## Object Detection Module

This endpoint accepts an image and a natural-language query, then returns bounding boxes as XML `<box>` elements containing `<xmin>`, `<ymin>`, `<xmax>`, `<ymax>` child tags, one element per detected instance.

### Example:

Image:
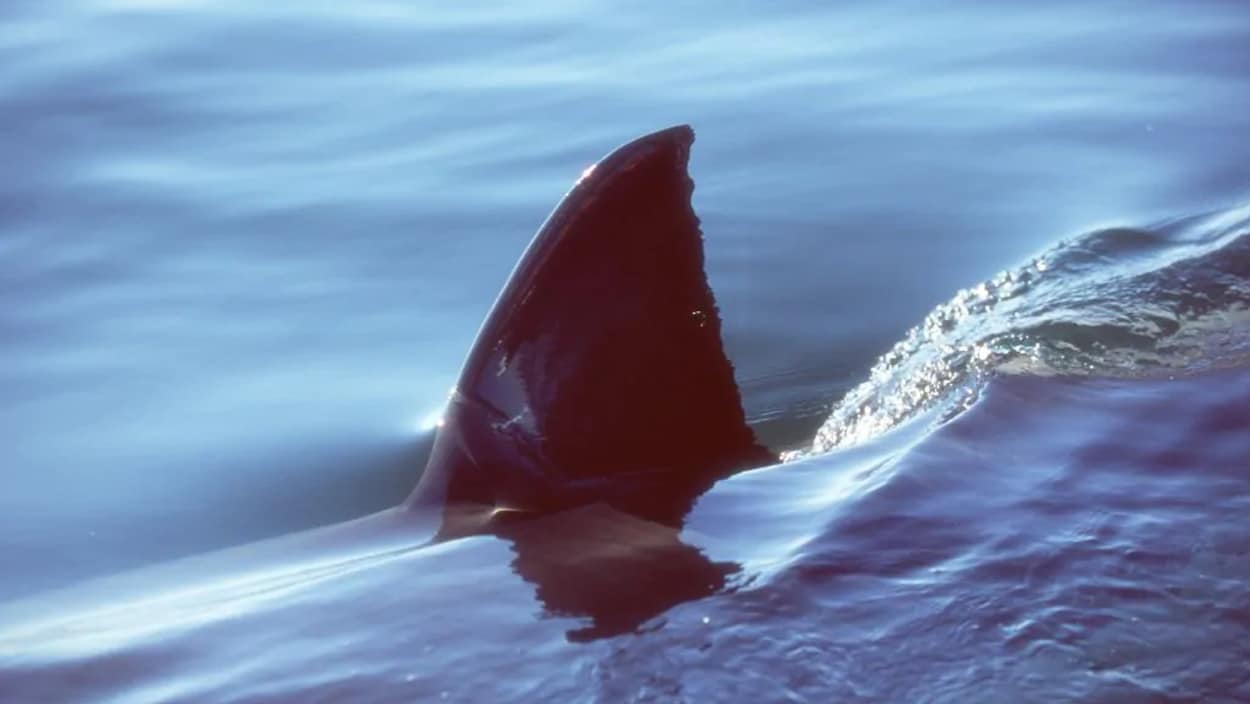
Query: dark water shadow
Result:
<box><xmin>496</xmin><ymin>504</ymin><xmax>739</xmax><ymax>642</ymax></box>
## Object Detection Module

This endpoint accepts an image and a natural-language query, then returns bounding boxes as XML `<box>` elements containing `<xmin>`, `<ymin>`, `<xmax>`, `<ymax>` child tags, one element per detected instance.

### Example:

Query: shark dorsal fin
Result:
<box><xmin>410</xmin><ymin>126</ymin><xmax>773</xmax><ymax>525</ymax></box>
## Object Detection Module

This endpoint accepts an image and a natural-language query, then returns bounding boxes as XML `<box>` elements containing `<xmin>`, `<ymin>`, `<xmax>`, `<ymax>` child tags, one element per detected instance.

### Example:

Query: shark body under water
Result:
<box><xmin>0</xmin><ymin>125</ymin><xmax>793</xmax><ymax>700</ymax></box>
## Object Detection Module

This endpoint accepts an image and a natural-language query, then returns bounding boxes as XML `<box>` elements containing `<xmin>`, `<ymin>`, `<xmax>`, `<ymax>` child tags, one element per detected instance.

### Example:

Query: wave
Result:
<box><xmin>790</xmin><ymin>203</ymin><xmax>1250</xmax><ymax>457</ymax></box>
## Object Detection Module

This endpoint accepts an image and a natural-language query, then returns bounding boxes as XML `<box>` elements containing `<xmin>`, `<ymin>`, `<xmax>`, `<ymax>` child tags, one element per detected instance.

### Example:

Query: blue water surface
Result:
<box><xmin>2</xmin><ymin>1</ymin><xmax>1250</xmax><ymax>701</ymax></box>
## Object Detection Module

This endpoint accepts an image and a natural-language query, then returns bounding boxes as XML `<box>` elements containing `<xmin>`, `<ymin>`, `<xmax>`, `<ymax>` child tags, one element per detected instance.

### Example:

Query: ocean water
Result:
<box><xmin>2</xmin><ymin>1</ymin><xmax>1250</xmax><ymax>701</ymax></box>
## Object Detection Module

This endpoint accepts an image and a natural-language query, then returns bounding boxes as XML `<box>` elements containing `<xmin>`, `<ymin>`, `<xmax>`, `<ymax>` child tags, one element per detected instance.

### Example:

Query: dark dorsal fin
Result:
<box><xmin>409</xmin><ymin>125</ymin><xmax>774</xmax><ymax>526</ymax></box>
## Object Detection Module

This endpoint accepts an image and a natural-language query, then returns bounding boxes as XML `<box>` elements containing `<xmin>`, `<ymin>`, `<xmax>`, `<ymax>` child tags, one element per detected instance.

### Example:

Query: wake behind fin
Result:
<box><xmin>409</xmin><ymin>125</ymin><xmax>774</xmax><ymax>526</ymax></box>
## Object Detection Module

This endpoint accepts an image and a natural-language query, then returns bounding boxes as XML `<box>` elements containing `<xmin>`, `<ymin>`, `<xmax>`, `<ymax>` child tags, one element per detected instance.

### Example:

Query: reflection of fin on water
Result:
<box><xmin>499</xmin><ymin>504</ymin><xmax>739</xmax><ymax>642</ymax></box>
<box><xmin>407</xmin><ymin>125</ymin><xmax>773</xmax><ymax>639</ymax></box>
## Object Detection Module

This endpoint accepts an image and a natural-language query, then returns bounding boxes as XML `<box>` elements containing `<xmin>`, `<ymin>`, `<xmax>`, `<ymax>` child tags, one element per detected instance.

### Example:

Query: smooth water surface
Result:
<box><xmin>2</xmin><ymin>1</ymin><xmax>1250</xmax><ymax>701</ymax></box>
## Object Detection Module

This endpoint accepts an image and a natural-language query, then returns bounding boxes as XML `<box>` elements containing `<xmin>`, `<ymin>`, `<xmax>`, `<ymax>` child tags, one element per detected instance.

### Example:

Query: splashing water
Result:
<box><xmin>792</xmin><ymin>204</ymin><xmax>1250</xmax><ymax>456</ymax></box>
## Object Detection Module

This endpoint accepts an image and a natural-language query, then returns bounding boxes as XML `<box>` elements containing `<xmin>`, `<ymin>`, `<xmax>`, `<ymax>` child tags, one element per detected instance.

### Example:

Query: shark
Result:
<box><xmin>0</xmin><ymin>125</ymin><xmax>784</xmax><ymax>693</ymax></box>
<box><xmin>10</xmin><ymin>126</ymin><xmax>1241</xmax><ymax>702</ymax></box>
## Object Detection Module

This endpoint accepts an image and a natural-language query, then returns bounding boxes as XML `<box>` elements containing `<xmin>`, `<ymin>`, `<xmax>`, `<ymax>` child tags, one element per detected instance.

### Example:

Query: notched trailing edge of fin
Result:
<box><xmin>409</xmin><ymin>125</ymin><xmax>774</xmax><ymax>528</ymax></box>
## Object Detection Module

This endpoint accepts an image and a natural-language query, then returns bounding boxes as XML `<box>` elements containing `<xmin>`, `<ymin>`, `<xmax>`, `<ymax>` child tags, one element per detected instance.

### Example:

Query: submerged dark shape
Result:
<box><xmin>407</xmin><ymin>125</ymin><xmax>773</xmax><ymax>638</ymax></box>
<box><xmin>499</xmin><ymin>503</ymin><xmax>740</xmax><ymax>642</ymax></box>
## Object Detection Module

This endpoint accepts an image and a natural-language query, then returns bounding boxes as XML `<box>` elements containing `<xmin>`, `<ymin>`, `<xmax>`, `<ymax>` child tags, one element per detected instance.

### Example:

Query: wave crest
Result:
<box><xmin>792</xmin><ymin>204</ymin><xmax>1250</xmax><ymax>457</ymax></box>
